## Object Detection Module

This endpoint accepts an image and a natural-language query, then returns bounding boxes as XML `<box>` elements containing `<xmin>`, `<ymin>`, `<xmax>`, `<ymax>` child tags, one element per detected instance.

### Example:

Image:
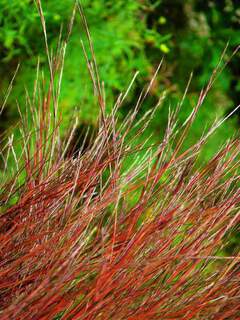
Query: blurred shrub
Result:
<box><xmin>0</xmin><ymin>0</ymin><xmax>239</xmax><ymax>161</ymax></box>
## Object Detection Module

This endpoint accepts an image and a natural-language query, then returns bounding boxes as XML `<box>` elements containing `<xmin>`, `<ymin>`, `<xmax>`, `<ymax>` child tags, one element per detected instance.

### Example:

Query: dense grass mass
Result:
<box><xmin>0</xmin><ymin>2</ymin><xmax>240</xmax><ymax>319</ymax></box>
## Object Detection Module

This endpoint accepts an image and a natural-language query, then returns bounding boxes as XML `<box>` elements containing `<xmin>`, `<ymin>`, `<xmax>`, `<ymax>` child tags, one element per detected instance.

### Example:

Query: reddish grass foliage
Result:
<box><xmin>0</xmin><ymin>2</ymin><xmax>240</xmax><ymax>319</ymax></box>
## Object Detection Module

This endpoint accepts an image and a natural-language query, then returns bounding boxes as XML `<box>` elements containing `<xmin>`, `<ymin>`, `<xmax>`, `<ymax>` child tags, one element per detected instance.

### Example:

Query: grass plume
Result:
<box><xmin>0</xmin><ymin>2</ymin><xmax>239</xmax><ymax>319</ymax></box>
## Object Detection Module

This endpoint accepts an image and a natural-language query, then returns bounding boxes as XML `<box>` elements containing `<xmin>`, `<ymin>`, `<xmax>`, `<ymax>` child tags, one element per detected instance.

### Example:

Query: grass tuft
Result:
<box><xmin>0</xmin><ymin>2</ymin><xmax>239</xmax><ymax>319</ymax></box>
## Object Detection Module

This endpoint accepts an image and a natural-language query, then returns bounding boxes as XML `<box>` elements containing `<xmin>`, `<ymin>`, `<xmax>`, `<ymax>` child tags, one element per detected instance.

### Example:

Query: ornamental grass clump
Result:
<box><xmin>0</xmin><ymin>2</ymin><xmax>240</xmax><ymax>319</ymax></box>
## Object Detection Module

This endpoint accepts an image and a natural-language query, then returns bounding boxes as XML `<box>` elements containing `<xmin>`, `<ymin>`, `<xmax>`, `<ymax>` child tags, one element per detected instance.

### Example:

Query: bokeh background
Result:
<box><xmin>0</xmin><ymin>0</ymin><xmax>239</xmax><ymax>160</ymax></box>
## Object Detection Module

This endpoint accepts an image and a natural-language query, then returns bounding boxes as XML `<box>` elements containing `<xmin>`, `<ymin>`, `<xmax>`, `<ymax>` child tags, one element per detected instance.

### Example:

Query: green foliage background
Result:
<box><xmin>0</xmin><ymin>0</ymin><xmax>239</xmax><ymax>162</ymax></box>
